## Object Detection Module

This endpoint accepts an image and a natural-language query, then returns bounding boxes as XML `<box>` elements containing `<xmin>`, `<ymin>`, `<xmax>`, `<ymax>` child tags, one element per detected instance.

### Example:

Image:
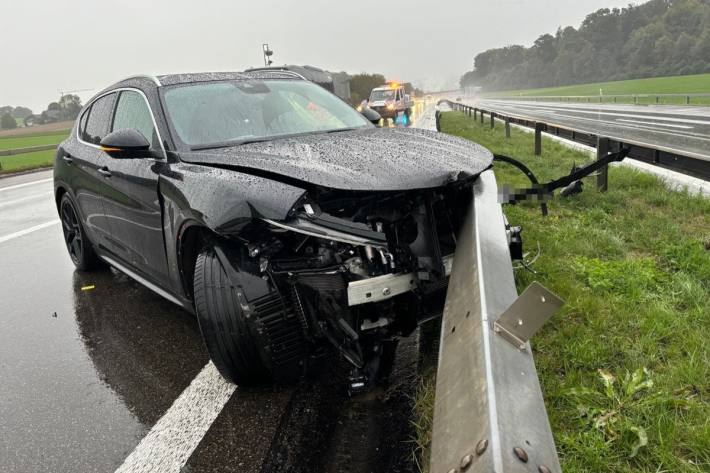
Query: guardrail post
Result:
<box><xmin>505</xmin><ymin>117</ymin><xmax>511</xmax><ymax>138</ymax></box>
<box><xmin>597</xmin><ymin>137</ymin><xmax>610</xmax><ymax>191</ymax></box>
<box><xmin>490</xmin><ymin>112</ymin><xmax>495</xmax><ymax>129</ymax></box>
<box><xmin>534</xmin><ymin>122</ymin><xmax>544</xmax><ymax>156</ymax></box>
<box><xmin>686</xmin><ymin>96</ymin><xmax>690</xmax><ymax>105</ymax></box>
<box><xmin>473</xmin><ymin>108</ymin><xmax>478</xmax><ymax>120</ymax></box>
<box><xmin>480</xmin><ymin>110</ymin><xmax>485</xmax><ymax>124</ymax></box>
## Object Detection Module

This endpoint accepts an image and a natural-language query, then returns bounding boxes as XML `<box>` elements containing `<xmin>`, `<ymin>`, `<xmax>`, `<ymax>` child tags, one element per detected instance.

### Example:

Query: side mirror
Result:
<box><xmin>360</xmin><ymin>107</ymin><xmax>382</xmax><ymax>126</ymax></box>
<box><xmin>100</xmin><ymin>129</ymin><xmax>150</xmax><ymax>153</ymax></box>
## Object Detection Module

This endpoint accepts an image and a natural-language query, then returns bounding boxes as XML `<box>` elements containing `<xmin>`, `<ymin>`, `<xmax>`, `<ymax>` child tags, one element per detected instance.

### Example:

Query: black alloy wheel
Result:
<box><xmin>59</xmin><ymin>194</ymin><xmax>103</xmax><ymax>270</ymax></box>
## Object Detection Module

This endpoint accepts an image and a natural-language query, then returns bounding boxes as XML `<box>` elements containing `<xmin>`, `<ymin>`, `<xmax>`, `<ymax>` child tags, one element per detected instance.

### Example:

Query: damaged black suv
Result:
<box><xmin>53</xmin><ymin>71</ymin><xmax>493</xmax><ymax>387</ymax></box>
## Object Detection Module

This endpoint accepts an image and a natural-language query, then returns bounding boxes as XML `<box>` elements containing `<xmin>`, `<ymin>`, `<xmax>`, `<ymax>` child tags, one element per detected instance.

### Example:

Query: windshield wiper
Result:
<box><xmin>190</xmin><ymin>136</ymin><xmax>275</xmax><ymax>151</ymax></box>
<box><xmin>190</xmin><ymin>127</ymin><xmax>366</xmax><ymax>151</ymax></box>
<box><xmin>325</xmin><ymin>127</ymin><xmax>361</xmax><ymax>134</ymax></box>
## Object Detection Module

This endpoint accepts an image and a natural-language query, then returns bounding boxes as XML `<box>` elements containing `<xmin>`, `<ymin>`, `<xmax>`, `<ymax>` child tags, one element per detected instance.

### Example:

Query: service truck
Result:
<box><xmin>368</xmin><ymin>82</ymin><xmax>414</xmax><ymax>122</ymax></box>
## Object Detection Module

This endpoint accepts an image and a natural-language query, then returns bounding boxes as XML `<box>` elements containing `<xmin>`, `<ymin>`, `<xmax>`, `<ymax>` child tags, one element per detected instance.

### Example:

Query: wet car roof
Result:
<box><xmin>156</xmin><ymin>71</ymin><xmax>302</xmax><ymax>86</ymax></box>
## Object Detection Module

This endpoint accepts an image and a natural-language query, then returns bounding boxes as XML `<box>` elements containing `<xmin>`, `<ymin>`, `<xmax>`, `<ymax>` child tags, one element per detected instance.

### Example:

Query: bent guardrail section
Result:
<box><xmin>430</xmin><ymin>170</ymin><xmax>560</xmax><ymax>473</ymax></box>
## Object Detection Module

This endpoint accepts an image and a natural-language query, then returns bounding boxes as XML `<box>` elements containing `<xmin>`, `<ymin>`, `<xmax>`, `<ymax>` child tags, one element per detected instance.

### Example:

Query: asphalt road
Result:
<box><xmin>474</xmin><ymin>99</ymin><xmax>710</xmax><ymax>160</ymax></box>
<box><xmin>0</xmin><ymin>101</ymin><xmax>436</xmax><ymax>473</ymax></box>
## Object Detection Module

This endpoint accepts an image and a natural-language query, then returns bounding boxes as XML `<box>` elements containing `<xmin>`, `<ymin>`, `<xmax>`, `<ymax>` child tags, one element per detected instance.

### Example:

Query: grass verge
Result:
<box><xmin>413</xmin><ymin>112</ymin><xmax>710</xmax><ymax>472</ymax></box>
<box><xmin>0</xmin><ymin>130</ymin><xmax>68</xmax><ymax>150</ymax></box>
<box><xmin>488</xmin><ymin>73</ymin><xmax>710</xmax><ymax>105</ymax></box>
<box><xmin>0</xmin><ymin>149</ymin><xmax>55</xmax><ymax>174</ymax></box>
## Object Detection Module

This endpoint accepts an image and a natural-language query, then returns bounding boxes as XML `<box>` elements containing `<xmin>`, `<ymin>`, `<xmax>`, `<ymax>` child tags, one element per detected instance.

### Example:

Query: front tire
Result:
<box><xmin>193</xmin><ymin>246</ymin><xmax>270</xmax><ymax>385</ymax></box>
<box><xmin>59</xmin><ymin>193</ymin><xmax>103</xmax><ymax>271</ymax></box>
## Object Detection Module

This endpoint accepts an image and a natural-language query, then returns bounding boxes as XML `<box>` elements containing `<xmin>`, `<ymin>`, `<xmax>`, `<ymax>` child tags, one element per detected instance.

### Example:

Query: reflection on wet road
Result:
<box><xmin>475</xmin><ymin>99</ymin><xmax>710</xmax><ymax>160</ymax></box>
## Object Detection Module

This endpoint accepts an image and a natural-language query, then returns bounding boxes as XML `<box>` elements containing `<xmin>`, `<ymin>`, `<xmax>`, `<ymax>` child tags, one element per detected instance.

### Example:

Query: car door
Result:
<box><xmin>62</xmin><ymin>93</ymin><xmax>117</xmax><ymax>246</ymax></box>
<box><xmin>98</xmin><ymin>89</ymin><xmax>170</xmax><ymax>285</ymax></box>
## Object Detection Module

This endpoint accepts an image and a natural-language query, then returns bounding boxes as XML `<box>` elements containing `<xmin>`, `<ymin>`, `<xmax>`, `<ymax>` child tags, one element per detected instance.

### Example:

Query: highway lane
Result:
<box><xmin>0</xmin><ymin>171</ymin><xmax>296</xmax><ymax>473</ymax></box>
<box><xmin>0</xmin><ymin>102</ymin><xmax>436</xmax><ymax>473</ymax></box>
<box><xmin>474</xmin><ymin>99</ymin><xmax>710</xmax><ymax>161</ymax></box>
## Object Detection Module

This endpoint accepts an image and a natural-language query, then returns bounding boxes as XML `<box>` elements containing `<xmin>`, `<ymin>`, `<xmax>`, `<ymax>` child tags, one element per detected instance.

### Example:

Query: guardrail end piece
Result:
<box><xmin>493</xmin><ymin>282</ymin><xmax>564</xmax><ymax>349</ymax></box>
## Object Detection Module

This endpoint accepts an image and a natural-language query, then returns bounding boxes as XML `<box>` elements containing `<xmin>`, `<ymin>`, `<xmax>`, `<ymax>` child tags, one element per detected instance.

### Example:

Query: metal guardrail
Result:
<box><xmin>489</xmin><ymin>93</ymin><xmax>710</xmax><ymax>105</ymax></box>
<box><xmin>443</xmin><ymin>101</ymin><xmax>710</xmax><ymax>183</ymax></box>
<box><xmin>0</xmin><ymin>144</ymin><xmax>57</xmax><ymax>157</ymax></box>
<box><xmin>430</xmin><ymin>170</ymin><xmax>561</xmax><ymax>473</ymax></box>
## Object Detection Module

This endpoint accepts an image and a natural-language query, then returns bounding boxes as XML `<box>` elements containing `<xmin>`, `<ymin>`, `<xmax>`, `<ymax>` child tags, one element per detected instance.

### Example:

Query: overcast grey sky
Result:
<box><xmin>2</xmin><ymin>0</ymin><xmax>634</xmax><ymax>112</ymax></box>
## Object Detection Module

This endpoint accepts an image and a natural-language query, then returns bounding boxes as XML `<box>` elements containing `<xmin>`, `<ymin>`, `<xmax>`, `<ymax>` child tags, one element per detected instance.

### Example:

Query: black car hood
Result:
<box><xmin>179</xmin><ymin>127</ymin><xmax>493</xmax><ymax>191</ymax></box>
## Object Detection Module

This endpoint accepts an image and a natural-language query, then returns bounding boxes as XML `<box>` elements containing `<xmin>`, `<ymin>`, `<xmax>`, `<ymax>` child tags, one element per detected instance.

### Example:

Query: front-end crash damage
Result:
<box><xmin>214</xmin><ymin>179</ymin><xmax>474</xmax><ymax>389</ymax></box>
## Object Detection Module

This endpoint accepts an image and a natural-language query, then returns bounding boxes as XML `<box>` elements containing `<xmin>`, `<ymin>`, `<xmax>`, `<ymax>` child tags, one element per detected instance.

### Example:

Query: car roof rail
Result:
<box><xmin>244</xmin><ymin>67</ymin><xmax>307</xmax><ymax>81</ymax></box>
<box><xmin>117</xmin><ymin>74</ymin><xmax>162</xmax><ymax>87</ymax></box>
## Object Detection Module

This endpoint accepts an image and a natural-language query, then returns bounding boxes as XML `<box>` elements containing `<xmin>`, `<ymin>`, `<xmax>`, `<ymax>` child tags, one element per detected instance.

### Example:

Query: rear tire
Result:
<box><xmin>59</xmin><ymin>193</ymin><xmax>103</xmax><ymax>271</ymax></box>
<box><xmin>193</xmin><ymin>246</ymin><xmax>270</xmax><ymax>385</ymax></box>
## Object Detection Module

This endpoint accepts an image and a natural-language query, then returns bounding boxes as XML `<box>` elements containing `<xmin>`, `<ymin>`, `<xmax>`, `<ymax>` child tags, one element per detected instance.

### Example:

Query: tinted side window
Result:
<box><xmin>112</xmin><ymin>91</ymin><xmax>157</xmax><ymax>149</ymax></box>
<box><xmin>77</xmin><ymin>107</ymin><xmax>90</xmax><ymax>140</ymax></box>
<box><xmin>83</xmin><ymin>93</ymin><xmax>116</xmax><ymax>145</ymax></box>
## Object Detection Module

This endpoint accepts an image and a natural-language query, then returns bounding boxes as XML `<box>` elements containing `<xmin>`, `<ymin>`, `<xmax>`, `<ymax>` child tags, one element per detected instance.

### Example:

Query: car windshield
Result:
<box><xmin>369</xmin><ymin>89</ymin><xmax>395</xmax><ymax>101</ymax></box>
<box><xmin>162</xmin><ymin>79</ymin><xmax>371</xmax><ymax>150</ymax></box>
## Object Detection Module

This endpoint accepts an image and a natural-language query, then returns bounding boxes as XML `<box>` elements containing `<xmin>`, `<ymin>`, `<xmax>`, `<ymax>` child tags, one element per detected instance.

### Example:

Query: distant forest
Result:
<box><xmin>461</xmin><ymin>0</ymin><xmax>710</xmax><ymax>91</ymax></box>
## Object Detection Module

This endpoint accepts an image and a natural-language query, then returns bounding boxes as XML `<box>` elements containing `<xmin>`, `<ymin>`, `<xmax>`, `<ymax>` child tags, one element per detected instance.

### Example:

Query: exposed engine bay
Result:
<box><xmin>217</xmin><ymin>180</ymin><xmax>474</xmax><ymax>391</ymax></box>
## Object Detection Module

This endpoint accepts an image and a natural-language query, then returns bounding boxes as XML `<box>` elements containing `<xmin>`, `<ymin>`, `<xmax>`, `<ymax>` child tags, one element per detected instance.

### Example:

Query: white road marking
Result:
<box><xmin>486</xmin><ymin>100</ymin><xmax>710</xmax><ymax>126</ymax></box>
<box><xmin>0</xmin><ymin>219</ymin><xmax>60</xmax><ymax>244</ymax></box>
<box><xmin>0</xmin><ymin>191</ymin><xmax>53</xmax><ymax>209</ymax></box>
<box><xmin>114</xmin><ymin>362</ymin><xmax>236</xmax><ymax>473</ymax></box>
<box><xmin>615</xmin><ymin>118</ymin><xmax>693</xmax><ymax>129</ymax></box>
<box><xmin>0</xmin><ymin>177</ymin><xmax>53</xmax><ymax>192</ymax></box>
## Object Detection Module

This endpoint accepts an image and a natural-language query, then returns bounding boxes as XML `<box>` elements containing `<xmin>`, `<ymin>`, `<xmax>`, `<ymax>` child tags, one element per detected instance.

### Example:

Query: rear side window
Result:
<box><xmin>77</xmin><ymin>108</ymin><xmax>90</xmax><ymax>139</ymax></box>
<box><xmin>112</xmin><ymin>90</ymin><xmax>157</xmax><ymax>149</ymax></box>
<box><xmin>83</xmin><ymin>93</ymin><xmax>116</xmax><ymax>145</ymax></box>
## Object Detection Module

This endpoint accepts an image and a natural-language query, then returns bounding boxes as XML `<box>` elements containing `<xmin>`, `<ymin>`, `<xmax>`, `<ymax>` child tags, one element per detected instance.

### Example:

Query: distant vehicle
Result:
<box><xmin>53</xmin><ymin>70</ymin><xmax>493</xmax><ymax>390</ymax></box>
<box><xmin>368</xmin><ymin>82</ymin><xmax>414</xmax><ymax>122</ymax></box>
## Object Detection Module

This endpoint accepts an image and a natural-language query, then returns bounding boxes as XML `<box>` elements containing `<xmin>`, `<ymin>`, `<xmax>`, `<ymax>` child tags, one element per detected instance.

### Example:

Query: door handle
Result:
<box><xmin>98</xmin><ymin>167</ymin><xmax>112</xmax><ymax>178</ymax></box>
<box><xmin>62</xmin><ymin>155</ymin><xmax>73</xmax><ymax>164</ymax></box>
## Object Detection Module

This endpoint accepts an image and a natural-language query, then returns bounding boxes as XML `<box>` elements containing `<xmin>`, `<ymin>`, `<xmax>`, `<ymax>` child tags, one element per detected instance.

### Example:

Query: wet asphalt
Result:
<box><xmin>0</xmin><ymin>102</ymin><xmax>437</xmax><ymax>473</ymax></box>
<box><xmin>475</xmin><ymin>99</ymin><xmax>710</xmax><ymax>160</ymax></box>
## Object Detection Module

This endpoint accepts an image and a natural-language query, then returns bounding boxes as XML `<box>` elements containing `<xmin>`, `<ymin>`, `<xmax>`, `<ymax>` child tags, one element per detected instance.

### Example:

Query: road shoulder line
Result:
<box><xmin>114</xmin><ymin>362</ymin><xmax>236</xmax><ymax>473</ymax></box>
<box><xmin>0</xmin><ymin>177</ymin><xmax>53</xmax><ymax>192</ymax></box>
<box><xmin>0</xmin><ymin>220</ymin><xmax>60</xmax><ymax>244</ymax></box>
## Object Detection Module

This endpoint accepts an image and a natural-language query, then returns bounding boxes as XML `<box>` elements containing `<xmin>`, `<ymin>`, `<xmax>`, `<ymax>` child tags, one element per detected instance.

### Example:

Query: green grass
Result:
<box><xmin>414</xmin><ymin>112</ymin><xmax>710</xmax><ymax>472</ymax></box>
<box><xmin>0</xmin><ymin>130</ymin><xmax>69</xmax><ymax>151</ymax></box>
<box><xmin>0</xmin><ymin>149</ymin><xmax>55</xmax><ymax>174</ymax></box>
<box><xmin>489</xmin><ymin>73</ymin><xmax>710</xmax><ymax>105</ymax></box>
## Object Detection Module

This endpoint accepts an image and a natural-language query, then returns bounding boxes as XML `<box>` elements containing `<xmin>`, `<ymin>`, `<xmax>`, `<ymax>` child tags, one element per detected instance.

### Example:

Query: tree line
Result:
<box><xmin>461</xmin><ymin>0</ymin><xmax>710</xmax><ymax>91</ymax></box>
<box><xmin>1</xmin><ymin>94</ymin><xmax>83</xmax><ymax>130</ymax></box>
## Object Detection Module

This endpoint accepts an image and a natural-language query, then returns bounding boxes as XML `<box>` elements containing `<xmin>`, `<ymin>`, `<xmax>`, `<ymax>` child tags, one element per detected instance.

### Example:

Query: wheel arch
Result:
<box><xmin>55</xmin><ymin>185</ymin><xmax>67</xmax><ymax>211</ymax></box>
<box><xmin>176</xmin><ymin>221</ymin><xmax>214</xmax><ymax>300</ymax></box>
